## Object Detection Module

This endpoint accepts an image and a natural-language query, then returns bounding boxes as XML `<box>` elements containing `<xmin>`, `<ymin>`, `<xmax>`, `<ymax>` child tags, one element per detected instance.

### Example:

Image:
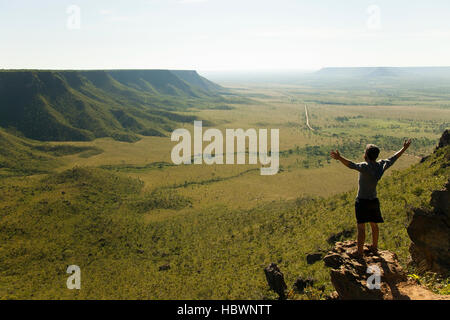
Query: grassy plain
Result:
<box><xmin>48</xmin><ymin>83</ymin><xmax>447</xmax><ymax>210</ymax></box>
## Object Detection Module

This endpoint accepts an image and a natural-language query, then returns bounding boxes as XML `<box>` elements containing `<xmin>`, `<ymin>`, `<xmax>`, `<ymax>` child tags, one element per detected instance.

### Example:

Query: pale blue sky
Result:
<box><xmin>1</xmin><ymin>0</ymin><xmax>449</xmax><ymax>71</ymax></box>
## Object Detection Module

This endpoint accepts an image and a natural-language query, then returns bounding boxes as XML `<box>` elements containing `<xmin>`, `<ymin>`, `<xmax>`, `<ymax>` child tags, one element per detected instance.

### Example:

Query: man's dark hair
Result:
<box><xmin>365</xmin><ymin>144</ymin><xmax>380</xmax><ymax>161</ymax></box>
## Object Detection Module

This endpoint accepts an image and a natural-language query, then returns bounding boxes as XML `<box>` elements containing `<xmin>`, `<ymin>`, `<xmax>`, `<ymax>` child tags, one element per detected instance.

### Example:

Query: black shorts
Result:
<box><xmin>355</xmin><ymin>198</ymin><xmax>384</xmax><ymax>224</ymax></box>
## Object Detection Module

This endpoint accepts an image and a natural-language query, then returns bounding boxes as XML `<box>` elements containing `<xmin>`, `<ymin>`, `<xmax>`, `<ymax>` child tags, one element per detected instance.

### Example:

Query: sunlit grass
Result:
<box><xmin>0</xmin><ymin>83</ymin><xmax>448</xmax><ymax>299</ymax></box>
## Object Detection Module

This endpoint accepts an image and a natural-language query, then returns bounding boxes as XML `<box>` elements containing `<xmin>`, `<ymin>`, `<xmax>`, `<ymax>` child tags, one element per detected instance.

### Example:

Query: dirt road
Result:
<box><xmin>304</xmin><ymin>104</ymin><xmax>314</xmax><ymax>131</ymax></box>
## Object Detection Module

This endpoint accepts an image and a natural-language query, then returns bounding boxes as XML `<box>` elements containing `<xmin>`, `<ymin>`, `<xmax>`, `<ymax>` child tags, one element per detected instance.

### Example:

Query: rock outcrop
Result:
<box><xmin>306</xmin><ymin>252</ymin><xmax>324</xmax><ymax>265</ymax></box>
<box><xmin>323</xmin><ymin>241</ymin><xmax>449</xmax><ymax>300</ymax></box>
<box><xmin>421</xmin><ymin>129</ymin><xmax>449</xmax><ymax>163</ymax></box>
<box><xmin>158</xmin><ymin>264</ymin><xmax>171</xmax><ymax>271</ymax></box>
<box><xmin>264</xmin><ymin>263</ymin><xmax>287</xmax><ymax>299</ymax></box>
<box><xmin>293</xmin><ymin>276</ymin><xmax>315</xmax><ymax>293</ymax></box>
<box><xmin>437</xmin><ymin>129</ymin><xmax>449</xmax><ymax>149</ymax></box>
<box><xmin>407</xmin><ymin>180</ymin><xmax>450</xmax><ymax>276</ymax></box>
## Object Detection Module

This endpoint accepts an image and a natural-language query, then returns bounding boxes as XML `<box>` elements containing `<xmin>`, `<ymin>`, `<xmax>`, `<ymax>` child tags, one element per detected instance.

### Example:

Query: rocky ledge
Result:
<box><xmin>323</xmin><ymin>241</ymin><xmax>449</xmax><ymax>300</ymax></box>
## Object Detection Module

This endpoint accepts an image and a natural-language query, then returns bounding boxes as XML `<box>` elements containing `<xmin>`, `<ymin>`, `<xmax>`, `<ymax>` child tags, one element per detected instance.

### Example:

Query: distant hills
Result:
<box><xmin>203</xmin><ymin>67</ymin><xmax>450</xmax><ymax>84</ymax></box>
<box><xmin>0</xmin><ymin>70</ymin><xmax>224</xmax><ymax>142</ymax></box>
<box><xmin>315</xmin><ymin>66</ymin><xmax>450</xmax><ymax>79</ymax></box>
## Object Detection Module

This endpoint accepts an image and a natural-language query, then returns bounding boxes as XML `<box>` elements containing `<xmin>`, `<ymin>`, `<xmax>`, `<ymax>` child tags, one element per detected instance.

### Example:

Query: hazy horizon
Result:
<box><xmin>2</xmin><ymin>0</ymin><xmax>450</xmax><ymax>70</ymax></box>
<box><xmin>1</xmin><ymin>66</ymin><xmax>450</xmax><ymax>72</ymax></box>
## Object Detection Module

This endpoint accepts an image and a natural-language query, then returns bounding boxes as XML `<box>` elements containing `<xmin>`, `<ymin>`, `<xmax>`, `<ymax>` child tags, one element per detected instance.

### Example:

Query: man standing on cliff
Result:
<box><xmin>330</xmin><ymin>139</ymin><xmax>412</xmax><ymax>257</ymax></box>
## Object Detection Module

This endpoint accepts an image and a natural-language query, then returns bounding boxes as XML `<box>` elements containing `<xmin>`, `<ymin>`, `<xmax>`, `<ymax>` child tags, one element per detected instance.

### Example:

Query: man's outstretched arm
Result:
<box><xmin>330</xmin><ymin>150</ymin><xmax>354</xmax><ymax>169</ymax></box>
<box><xmin>391</xmin><ymin>139</ymin><xmax>412</xmax><ymax>160</ymax></box>
<box><xmin>382</xmin><ymin>139</ymin><xmax>412</xmax><ymax>170</ymax></box>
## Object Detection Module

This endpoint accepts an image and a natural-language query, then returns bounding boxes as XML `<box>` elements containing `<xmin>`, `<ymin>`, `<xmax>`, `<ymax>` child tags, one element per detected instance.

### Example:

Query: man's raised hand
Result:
<box><xmin>403</xmin><ymin>139</ymin><xmax>412</xmax><ymax>149</ymax></box>
<box><xmin>330</xmin><ymin>150</ymin><xmax>341</xmax><ymax>160</ymax></box>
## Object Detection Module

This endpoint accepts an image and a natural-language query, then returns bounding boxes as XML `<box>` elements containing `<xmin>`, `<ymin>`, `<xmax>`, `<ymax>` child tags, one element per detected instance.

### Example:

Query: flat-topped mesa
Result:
<box><xmin>0</xmin><ymin>70</ymin><xmax>223</xmax><ymax>142</ymax></box>
<box><xmin>323</xmin><ymin>241</ymin><xmax>449</xmax><ymax>300</ymax></box>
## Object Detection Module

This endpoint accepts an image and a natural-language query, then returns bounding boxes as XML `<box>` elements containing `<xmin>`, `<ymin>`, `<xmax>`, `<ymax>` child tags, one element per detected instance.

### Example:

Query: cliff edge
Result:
<box><xmin>324</xmin><ymin>241</ymin><xmax>449</xmax><ymax>300</ymax></box>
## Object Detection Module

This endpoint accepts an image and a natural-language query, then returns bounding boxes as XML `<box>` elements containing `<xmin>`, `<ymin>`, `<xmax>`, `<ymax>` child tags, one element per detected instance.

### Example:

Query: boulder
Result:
<box><xmin>326</xmin><ymin>291</ymin><xmax>339</xmax><ymax>300</ymax></box>
<box><xmin>437</xmin><ymin>129</ymin><xmax>449</xmax><ymax>149</ymax></box>
<box><xmin>407</xmin><ymin>180</ymin><xmax>450</xmax><ymax>276</ymax></box>
<box><xmin>324</xmin><ymin>241</ymin><xmax>407</xmax><ymax>300</ymax></box>
<box><xmin>159</xmin><ymin>264</ymin><xmax>171</xmax><ymax>271</ymax></box>
<box><xmin>293</xmin><ymin>276</ymin><xmax>315</xmax><ymax>293</ymax></box>
<box><xmin>264</xmin><ymin>263</ymin><xmax>287</xmax><ymax>299</ymax></box>
<box><xmin>323</xmin><ymin>241</ymin><xmax>449</xmax><ymax>300</ymax></box>
<box><xmin>306</xmin><ymin>252</ymin><xmax>323</xmax><ymax>265</ymax></box>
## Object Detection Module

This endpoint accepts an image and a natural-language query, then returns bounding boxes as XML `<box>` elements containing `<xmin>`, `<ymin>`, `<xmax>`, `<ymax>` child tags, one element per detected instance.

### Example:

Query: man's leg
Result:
<box><xmin>369</xmin><ymin>222</ymin><xmax>379</xmax><ymax>252</ymax></box>
<box><xmin>357</xmin><ymin>223</ymin><xmax>365</xmax><ymax>255</ymax></box>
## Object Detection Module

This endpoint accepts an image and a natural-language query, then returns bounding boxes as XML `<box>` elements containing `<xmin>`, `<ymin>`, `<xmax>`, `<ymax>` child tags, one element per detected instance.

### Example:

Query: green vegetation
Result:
<box><xmin>0</xmin><ymin>70</ymin><xmax>229</xmax><ymax>142</ymax></box>
<box><xmin>100</xmin><ymin>162</ymin><xmax>175</xmax><ymax>173</ymax></box>
<box><xmin>0</xmin><ymin>128</ymin><xmax>103</xmax><ymax>177</ymax></box>
<box><xmin>281</xmin><ymin>135</ymin><xmax>436</xmax><ymax>169</ymax></box>
<box><xmin>0</xmin><ymin>142</ymin><xmax>447</xmax><ymax>299</ymax></box>
<box><xmin>408</xmin><ymin>273</ymin><xmax>450</xmax><ymax>296</ymax></box>
<box><xmin>0</xmin><ymin>72</ymin><xmax>449</xmax><ymax>299</ymax></box>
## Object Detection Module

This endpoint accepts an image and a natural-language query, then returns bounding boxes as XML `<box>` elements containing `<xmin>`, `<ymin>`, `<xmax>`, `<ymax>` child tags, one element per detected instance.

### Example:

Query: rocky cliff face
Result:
<box><xmin>323</xmin><ymin>241</ymin><xmax>449</xmax><ymax>300</ymax></box>
<box><xmin>408</xmin><ymin>180</ymin><xmax>450</xmax><ymax>276</ymax></box>
<box><xmin>408</xmin><ymin>130</ymin><xmax>449</xmax><ymax>276</ymax></box>
<box><xmin>437</xmin><ymin>129</ymin><xmax>449</xmax><ymax>149</ymax></box>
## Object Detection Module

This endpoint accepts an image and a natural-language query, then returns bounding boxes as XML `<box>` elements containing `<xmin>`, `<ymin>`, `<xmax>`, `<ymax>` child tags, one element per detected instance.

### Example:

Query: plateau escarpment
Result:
<box><xmin>0</xmin><ymin>70</ymin><xmax>225</xmax><ymax>142</ymax></box>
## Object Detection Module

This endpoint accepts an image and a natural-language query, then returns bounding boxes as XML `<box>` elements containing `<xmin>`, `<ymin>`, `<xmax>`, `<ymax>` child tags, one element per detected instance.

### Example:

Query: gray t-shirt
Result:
<box><xmin>349</xmin><ymin>154</ymin><xmax>398</xmax><ymax>200</ymax></box>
